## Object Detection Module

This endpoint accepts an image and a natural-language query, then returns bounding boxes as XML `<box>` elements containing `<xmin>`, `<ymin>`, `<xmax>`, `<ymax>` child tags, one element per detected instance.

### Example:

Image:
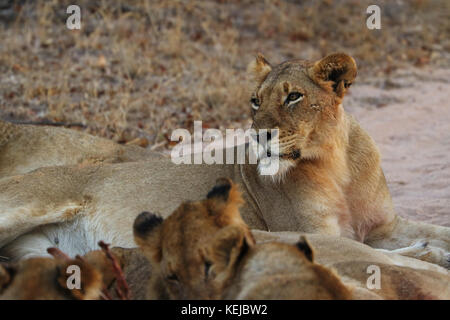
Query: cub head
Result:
<box><xmin>248</xmin><ymin>53</ymin><xmax>357</xmax><ymax>177</ymax></box>
<box><xmin>133</xmin><ymin>178</ymin><xmax>255</xmax><ymax>300</ymax></box>
<box><xmin>0</xmin><ymin>256</ymin><xmax>103</xmax><ymax>300</ymax></box>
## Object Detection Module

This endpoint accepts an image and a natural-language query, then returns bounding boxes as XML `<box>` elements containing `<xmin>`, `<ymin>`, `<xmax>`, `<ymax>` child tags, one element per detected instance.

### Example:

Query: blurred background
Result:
<box><xmin>0</xmin><ymin>0</ymin><xmax>448</xmax><ymax>149</ymax></box>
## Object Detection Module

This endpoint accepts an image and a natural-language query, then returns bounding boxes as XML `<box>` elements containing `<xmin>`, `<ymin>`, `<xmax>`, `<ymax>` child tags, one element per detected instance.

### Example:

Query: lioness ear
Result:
<box><xmin>247</xmin><ymin>53</ymin><xmax>272</xmax><ymax>85</ymax></box>
<box><xmin>211</xmin><ymin>226</ymin><xmax>250</xmax><ymax>270</ymax></box>
<box><xmin>133</xmin><ymin>211</ymin><xmax>163</xmax><ymax>262</ymax></box>
<box><xmin>295</xmin><ymin>236</ymin><xmax>315</xmax><ymax>262</ymax></box>
<box><xmin>308</xmin><ymin>53</ymin><xmax>357</xmax><ymax>98</ymax></box>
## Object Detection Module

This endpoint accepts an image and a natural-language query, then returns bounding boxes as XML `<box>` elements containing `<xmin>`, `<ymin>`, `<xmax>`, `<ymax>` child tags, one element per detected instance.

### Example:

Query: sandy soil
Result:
<box><xmin>346</xmin><ymin>68</ymin><xmax>450</xmax><ymax>227</ymax></box>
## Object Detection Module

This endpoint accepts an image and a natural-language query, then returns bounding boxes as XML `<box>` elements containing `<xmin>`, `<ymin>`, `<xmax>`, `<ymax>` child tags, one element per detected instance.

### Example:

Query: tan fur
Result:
<box><xmin>133</xmin><ymin>181</ymin><xmax>449</xmax><ymax>300</ymax></box>
<box><xmin>0</xmin><ymin>256</ymin><xmax>103</xmax><ymax>300</ymax></box>
<box><xmin>0</xmin><ymin>53</ymin><xmax>448</xmax><ymax>269</ymax></box>
<box><xmin>253</xmin><ymin>231</ymin><xmax>449</xmax><ymax>299</ymax></box>
<box><xmin>134</xmin><ymin>179</ymin><xmax>352</xmax><ymax>300</ymax></box>
<box><xmin>0</xmin><ymin>119</ymin><xmax>159</xmax><ymax>179</ymax></box>
<box><xmin>0</xmin><ymin>247</ymin><xmax>150</xmax><ymax>300</ymax></box>
<box><xmin>3</xmin><ymin>180</ymin><xmax>447</xmax><ymax>300</ymax></box>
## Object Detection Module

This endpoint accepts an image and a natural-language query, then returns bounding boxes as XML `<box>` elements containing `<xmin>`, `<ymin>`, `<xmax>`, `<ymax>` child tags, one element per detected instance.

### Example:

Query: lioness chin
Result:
<box><xmin>0</xmin><ymin>53</ymin><xmax>448</xmax><ymax>268</ymax></box>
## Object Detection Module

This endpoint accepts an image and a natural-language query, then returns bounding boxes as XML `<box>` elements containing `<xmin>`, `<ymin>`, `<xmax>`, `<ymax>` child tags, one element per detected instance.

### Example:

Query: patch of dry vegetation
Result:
<box><xmin>0</xmin><ymin>0</ymin><xmax>448</xmax><ymax>149</ymax></box>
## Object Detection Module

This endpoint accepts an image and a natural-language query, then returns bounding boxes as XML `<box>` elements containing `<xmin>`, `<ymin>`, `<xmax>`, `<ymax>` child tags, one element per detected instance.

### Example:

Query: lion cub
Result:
<box><xmin>133</xmin><ymin>178</ymin><xmax>352</xmax><ymax>300</ymax></box>
<box><xmin>0</xmin><ymin>247</ymin><xmax>150</xmax><ymax>300</ymax></box>
<box><xmin>0</xmin><ymin>255</ymin><xmax>103</xmax><ymax>300</ymax></box>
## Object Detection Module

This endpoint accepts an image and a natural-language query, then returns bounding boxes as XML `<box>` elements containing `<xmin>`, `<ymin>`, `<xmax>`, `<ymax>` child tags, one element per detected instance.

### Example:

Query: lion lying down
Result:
<box><xmin>2</xmin><ymin>179</ymin><xmax>448</xmax><ymax>300</ymax></box>
<box><xmin>0</xmin><ymin>53</ymin><xmax>449</xmax><ymax>269</ymax></box>
<box><xmin>0</xmin><ymin>119</ymin><xmax>159</xmax><ymax>179</ymax></box>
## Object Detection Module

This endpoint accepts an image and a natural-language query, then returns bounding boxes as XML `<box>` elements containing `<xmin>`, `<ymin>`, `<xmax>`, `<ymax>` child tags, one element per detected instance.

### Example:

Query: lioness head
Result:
<box><xmin>248</xmin><ymin>53</ymin><xmax>357</xmax><ymax>177</ymax></box>
<box><xmin>133</xmin><ymin>178</ymin><xmax>255</xmax><ymax>300</ymax></box>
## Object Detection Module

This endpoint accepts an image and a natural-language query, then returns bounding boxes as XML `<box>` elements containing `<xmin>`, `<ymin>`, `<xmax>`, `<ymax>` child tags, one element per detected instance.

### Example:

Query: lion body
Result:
<box><xmin>0</xmin><ymin>120</ymin><xmax>157</xmax><ymax>179</ymax></box>
<box><xmin>132</xmin><ymin>180</ymin><xmax>449</xmax><ymax>300</ymax></box>
<box><xmin>0</xmin><ymin>53</ymin><xmax>449</xmax><ymax>268</ymax></box>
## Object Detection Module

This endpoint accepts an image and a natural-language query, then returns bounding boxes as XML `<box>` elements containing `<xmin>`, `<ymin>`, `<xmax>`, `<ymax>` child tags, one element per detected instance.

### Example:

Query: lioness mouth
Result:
<box><xmin>291</xmin><ymin>150</ymin><xmax>301</xmax><ymax>160</ymax></box>
<box><xmin>265</xmin><ymin>149</ymin><xmax>300</xmax><ymax>160</ymax></box>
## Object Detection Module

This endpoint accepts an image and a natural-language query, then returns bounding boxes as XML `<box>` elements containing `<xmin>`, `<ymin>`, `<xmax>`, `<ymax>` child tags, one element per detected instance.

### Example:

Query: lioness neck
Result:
<box><xmin>239</xmin><ymin>106</ymin><xmax>395</xmax><ymax>240</ymax></box>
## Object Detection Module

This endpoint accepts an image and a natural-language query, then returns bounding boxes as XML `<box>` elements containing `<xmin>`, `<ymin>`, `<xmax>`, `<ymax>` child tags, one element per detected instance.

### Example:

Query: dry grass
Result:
<box><xmin>0</xmin><ymin>0</ymin><xmax>449</xmax><ymax>149</ymax></box>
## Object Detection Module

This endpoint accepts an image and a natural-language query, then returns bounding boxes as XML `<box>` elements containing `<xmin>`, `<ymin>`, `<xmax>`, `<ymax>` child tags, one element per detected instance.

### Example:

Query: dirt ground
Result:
<box><xmin>346</xmin><ymin>68</ymin><xmax>450</xmax><ymax>227</ymax></box>
<box><xmin>0</xmin><ymin>0</ymin><xmax>449</xmax><ymax>226</ymax></box>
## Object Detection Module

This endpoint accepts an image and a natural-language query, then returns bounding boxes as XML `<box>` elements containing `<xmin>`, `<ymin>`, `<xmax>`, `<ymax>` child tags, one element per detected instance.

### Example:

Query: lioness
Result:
<box><xmin>133</xmin><ymin>178</ymin><xmax>450</xmax><ymax>299</ymax></box>
<box><xmin>2</xmin><ymin>179</ymin><xmax>448</xmax><ymax>300</ymax></box>
<box><xmin>0</xmin><ymin>119</ymin><xmax>158</xmax><ymax>179</ymax></box>
<box><xmin>0</xmin><ymin>53</ymin><xmax>448</xmax><ymax>267</ymax></box>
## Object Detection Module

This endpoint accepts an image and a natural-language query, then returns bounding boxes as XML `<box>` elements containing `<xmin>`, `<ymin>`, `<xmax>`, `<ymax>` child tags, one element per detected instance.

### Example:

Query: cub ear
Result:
<box><xmin>133</xmin><ymin>211</ymin><xmax>164</xmax><ymax>262</ymax></box>
<box><xmin>207</xmin><ymin>178</ymin><xmax>254</xmax><ymax>246</ymax></box>
<box><xmin>295</xmin><ymin>236</ymin><xmax>315</xmax><ymax>262</ymax></box>
<box><xmin>308</xmin><ymin>53</ymin><xmax>357</xmax><ymax>98</ymax></box>
<box><xmin>247</xmin><ymin>53</ymin><xmax>272</xmax><ymax>85</ymax></box>
<box><xmin>207</xmin><ymin>178</ymin><xmax>245</xmax><ymax>221</ymax></box>
<box><xmin>207</xmin><ymin>177</ymin><xmax>233</xmax><ymax>201</ymax></box>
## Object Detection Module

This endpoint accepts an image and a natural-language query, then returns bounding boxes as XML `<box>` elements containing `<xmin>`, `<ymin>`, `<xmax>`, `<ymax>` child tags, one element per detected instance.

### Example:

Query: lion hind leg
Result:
<box><xmin>0</xmin><ymin>203</ymin><xmax>83</xmax><ymax>249</ymax></box>
<box><xmin>0</xmin><ymin>231</ymin><xmax>54</xmax><ymax>262</ymax></box>
<box><xmin>367</xmin><ymin>216</ymin><xmax>450</xmax><ymax>269</ymax></box>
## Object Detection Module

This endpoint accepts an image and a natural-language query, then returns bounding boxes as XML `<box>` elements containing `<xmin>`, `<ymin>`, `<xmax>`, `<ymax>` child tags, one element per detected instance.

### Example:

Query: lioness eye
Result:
<box><xmin>250</xmin><ymin>98</ymin><xmax>260</xmax><ymax>111</ymax></box>
<box><xmin>285</xmin><ymin>92</ymin><xmax>303</xmax><ymax>106</ymax></box>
